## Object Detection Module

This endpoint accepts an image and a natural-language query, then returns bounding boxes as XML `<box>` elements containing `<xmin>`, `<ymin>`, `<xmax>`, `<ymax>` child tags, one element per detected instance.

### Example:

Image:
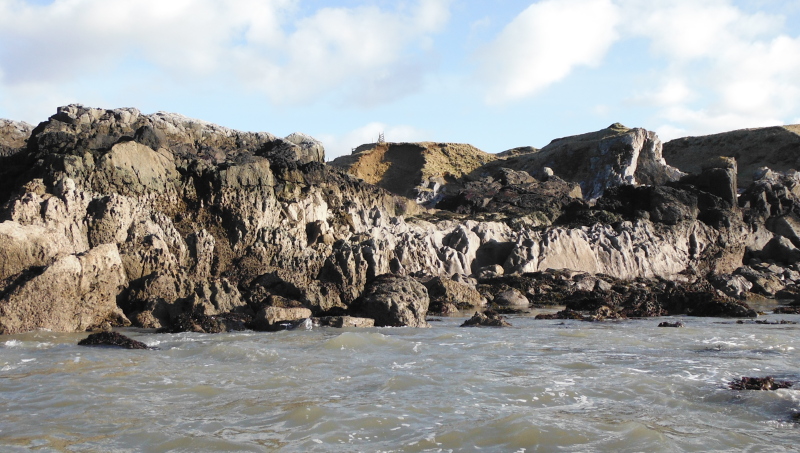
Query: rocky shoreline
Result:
<box><xmin>2</xmin><ymin>105</ymin><xmax>800</xmax><ymax>335</ymax></box>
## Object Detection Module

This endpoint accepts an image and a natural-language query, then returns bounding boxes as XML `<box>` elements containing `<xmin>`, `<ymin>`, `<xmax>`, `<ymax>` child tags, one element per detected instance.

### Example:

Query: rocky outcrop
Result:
<box><xmin>664</xmin><ymin>125</ymin><xmax>800</xmax><ymax>189</ymax></box>
<box><xmin>486</xmin><ymin>269</ymin><xmax>756</xmax><ymax>319</ymax></box>
<box><xmin>485</xmin><ymin>123</ymin><xmax>683</xmax><ymax>201</ymax></box>
<box><xmin>435</xmin><ymin>170</ymin><xmax>583</xmax><ymax>226</ymax></box>
<box><xmin>0</xmin><ymin>104</ymin><xmax>792</xmax><ymax>334</ymax></box>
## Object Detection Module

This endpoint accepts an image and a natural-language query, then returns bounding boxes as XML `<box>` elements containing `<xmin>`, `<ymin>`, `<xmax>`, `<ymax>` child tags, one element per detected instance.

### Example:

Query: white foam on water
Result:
<box><xmin>2</xmin><ymin>340</ymin><xmax>22</xmax><ymax>348</ymax></box>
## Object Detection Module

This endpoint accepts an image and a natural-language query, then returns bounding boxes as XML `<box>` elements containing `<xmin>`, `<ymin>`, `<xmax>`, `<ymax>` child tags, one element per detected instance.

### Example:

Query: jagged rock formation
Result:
<box><xmin>486</xmin><ymin>123</ymin><xmax>683</xmax><ymax>201</ymax></box>
<box><xmin>1</xmin><ymin>105</ymin><xmax>794</xmax><ymax>334</ymax></box>
<box><xmin>664</xmin><ymin>125</ymin><xmax>800</xmax><ymax>189</ymax></box>
<box><xmin>329</xmin><ymin>141</ymin><xmax>496</xmax><ymax>204</ymax></box>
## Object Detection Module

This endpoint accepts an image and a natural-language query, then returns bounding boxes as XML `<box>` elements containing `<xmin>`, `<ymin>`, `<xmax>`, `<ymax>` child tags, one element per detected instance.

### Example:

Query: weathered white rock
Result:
<box><xmin>0</xmin><ymin>221</ymin><xmax>73</xmax><ymax>281</ymax></box>
<box><xmin>0</xmin><ymin>244</ymin><xmax>129</xmax><ymax>334</ymax></box>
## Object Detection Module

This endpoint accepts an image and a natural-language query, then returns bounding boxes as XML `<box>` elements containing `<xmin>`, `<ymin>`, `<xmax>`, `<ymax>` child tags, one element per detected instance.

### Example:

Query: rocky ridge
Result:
<box><xmin>1</xmin><ymin>106</ymin><xmax>797</xmax><ymax>334</ymax></box>
<box><xmin>664</xmin><ymin>125</ymin><xmax>800</xmax><ymax>189</ymax></box>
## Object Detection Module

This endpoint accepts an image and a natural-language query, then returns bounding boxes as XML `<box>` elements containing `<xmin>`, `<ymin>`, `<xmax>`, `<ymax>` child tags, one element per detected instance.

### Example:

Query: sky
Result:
<box><xmin>1</xmin><ymin>0</ymin><xmax>800</xmax><ymax>160</ymax></box>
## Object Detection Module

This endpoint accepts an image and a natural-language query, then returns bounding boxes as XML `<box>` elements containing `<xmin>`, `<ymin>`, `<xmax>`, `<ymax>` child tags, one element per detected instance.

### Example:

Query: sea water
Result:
<box><xmin>2</xmin><ymin>309</ymin><xmax>800</xmax><ymax>452</ymax></box>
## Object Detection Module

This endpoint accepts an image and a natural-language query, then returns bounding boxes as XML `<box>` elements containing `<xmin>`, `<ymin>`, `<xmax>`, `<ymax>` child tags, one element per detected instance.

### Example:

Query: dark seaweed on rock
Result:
<box><xmin>78</xmin><ymin>331</ymin><xmax>150</xmax><ymax>349</ymax></box>
<box><xmin>728</xmin><ymin>376</ymin><xmax>792</xmax><ymax>391</ymax></box>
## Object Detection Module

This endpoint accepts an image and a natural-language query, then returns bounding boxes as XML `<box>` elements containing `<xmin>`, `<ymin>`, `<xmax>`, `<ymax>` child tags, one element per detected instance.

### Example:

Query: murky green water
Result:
<box><xmin>2</xmin><ymin>313</ymin><xmax>800</xmax><ymax>452</ymax></box>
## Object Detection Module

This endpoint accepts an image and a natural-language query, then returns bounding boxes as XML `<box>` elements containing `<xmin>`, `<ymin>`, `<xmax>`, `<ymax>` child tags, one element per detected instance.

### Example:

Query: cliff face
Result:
<box><xmin>0</xmin><ymin>106</ymin><xmax>789</xmax><ymax>333</ymax></box>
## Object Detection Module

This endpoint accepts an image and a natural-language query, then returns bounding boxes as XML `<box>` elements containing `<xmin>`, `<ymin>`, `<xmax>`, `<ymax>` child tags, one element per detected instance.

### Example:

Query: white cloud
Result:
<box><xmin>620</xmin><ymin>0</ymin><xmax>781</xmax><ymax>60</ymax></box>
<box><xmin>235</xmin><ymin>1</ymin><xmax>449</xmax><ymax>105</ymax></box>
<box><xmin>477</xmin><ymin>0</ymin><xmax>620</xmax><ymax>104</ymax></box>
<box><xmin>319</xmin><ymin>122</ymin><xmax>430</xmax><ymax>160</ymax></box>
<box><xmin>647</xmin><ymin>79</ymin><xmax>693</xmax><ymax>107</ymax></box>
<box><xmin>653</xmin><ymin>124</ymin><xmax>687</xmax><ymax>142</ymax></box>
<box><xmin>0</xmin><ymin>0</ymin><xmax>451</xmax><ymax>120</ymax></box>
<box><xmin>619</xmin><ymin>0</ymin><xmax>800</xmax><ymax>137</ymax></box>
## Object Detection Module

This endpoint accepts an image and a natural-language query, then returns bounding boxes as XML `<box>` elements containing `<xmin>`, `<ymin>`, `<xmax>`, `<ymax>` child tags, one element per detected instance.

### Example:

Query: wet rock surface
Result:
<box><xmin>461</xmin><ymin>310</ymin><xmax>512</xmax><ymax>327</ymax></box>
<box><xmin>728</xmin><ymin>376</ymin><xmax>793</xmax><ymax>391</ymax></box>
<box><xmin>78</xmin><ymin>331</ymin><xmax>150</xmax><ymax>349</ymax></box>
<box><xmin>312</xmin><ymin>316</ymin><xmax>375</xmax><ymax>328</ymax></box>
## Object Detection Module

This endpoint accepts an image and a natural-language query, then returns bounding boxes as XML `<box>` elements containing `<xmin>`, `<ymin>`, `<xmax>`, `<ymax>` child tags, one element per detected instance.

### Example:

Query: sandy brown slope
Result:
<box><xmin>329</xmin><ymin>142</ymin><xmax>497</xmax><ymax>198</ymax></box>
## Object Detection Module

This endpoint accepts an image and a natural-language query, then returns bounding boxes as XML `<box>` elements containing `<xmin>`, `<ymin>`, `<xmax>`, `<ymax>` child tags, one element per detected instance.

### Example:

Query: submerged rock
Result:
<box><xmin>728</xmin><ymin>376</ymin><xmax>793</xmax><ymax>391</ymax></box>
<box><xmin>461</xmin><ymin>310</ymin><xmax>511</xmax><ymax>327</ymax></box>
<box><xmin>78</xmin><ymin>331</ymin><xmax>150</xmax><ymax>349</ymax></box>
<box><xmin>657</xmin><ymin>321</ymin><xmax>685</xmax><ymax>327</ymax></box>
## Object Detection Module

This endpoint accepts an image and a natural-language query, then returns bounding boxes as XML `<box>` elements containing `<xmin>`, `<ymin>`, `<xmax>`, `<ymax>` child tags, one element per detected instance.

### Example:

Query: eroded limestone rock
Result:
<box><xmin>0</xmin><ymin>244</ymin><xmax>129</xmax><ymax>334</ymax></box>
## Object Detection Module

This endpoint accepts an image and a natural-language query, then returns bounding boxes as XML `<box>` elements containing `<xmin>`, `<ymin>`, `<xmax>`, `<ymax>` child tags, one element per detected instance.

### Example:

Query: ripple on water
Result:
<box><xmin>323</xmin><ymin>331</ymin><xmax>410</xmax><ymax>352</ymax></box>
<box><xmin>3</xmin><ymin>317</ymin><xmax>800</xmax><ymax>451</ymax></box>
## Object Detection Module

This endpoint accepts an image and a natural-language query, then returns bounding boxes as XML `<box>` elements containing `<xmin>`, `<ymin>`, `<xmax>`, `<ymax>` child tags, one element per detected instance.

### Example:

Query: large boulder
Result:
<box><xmin>424</xmin><ymin>276</ymin><xmax>486</xmax><ymax>314</ymax></box>
<box><xmin>352</xmin><ymin>274</ymin><xmax>429</xmax><ymax>327</ymax></box>
<box><xmin>679</xmin><ymin>157</ymin><xmax>738</xmax><ymax>207</ymax></box>
<box><xmin>0</xmin><ymin>244</ymin><xmax>129</xmax><ymax>334</ymax></box>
